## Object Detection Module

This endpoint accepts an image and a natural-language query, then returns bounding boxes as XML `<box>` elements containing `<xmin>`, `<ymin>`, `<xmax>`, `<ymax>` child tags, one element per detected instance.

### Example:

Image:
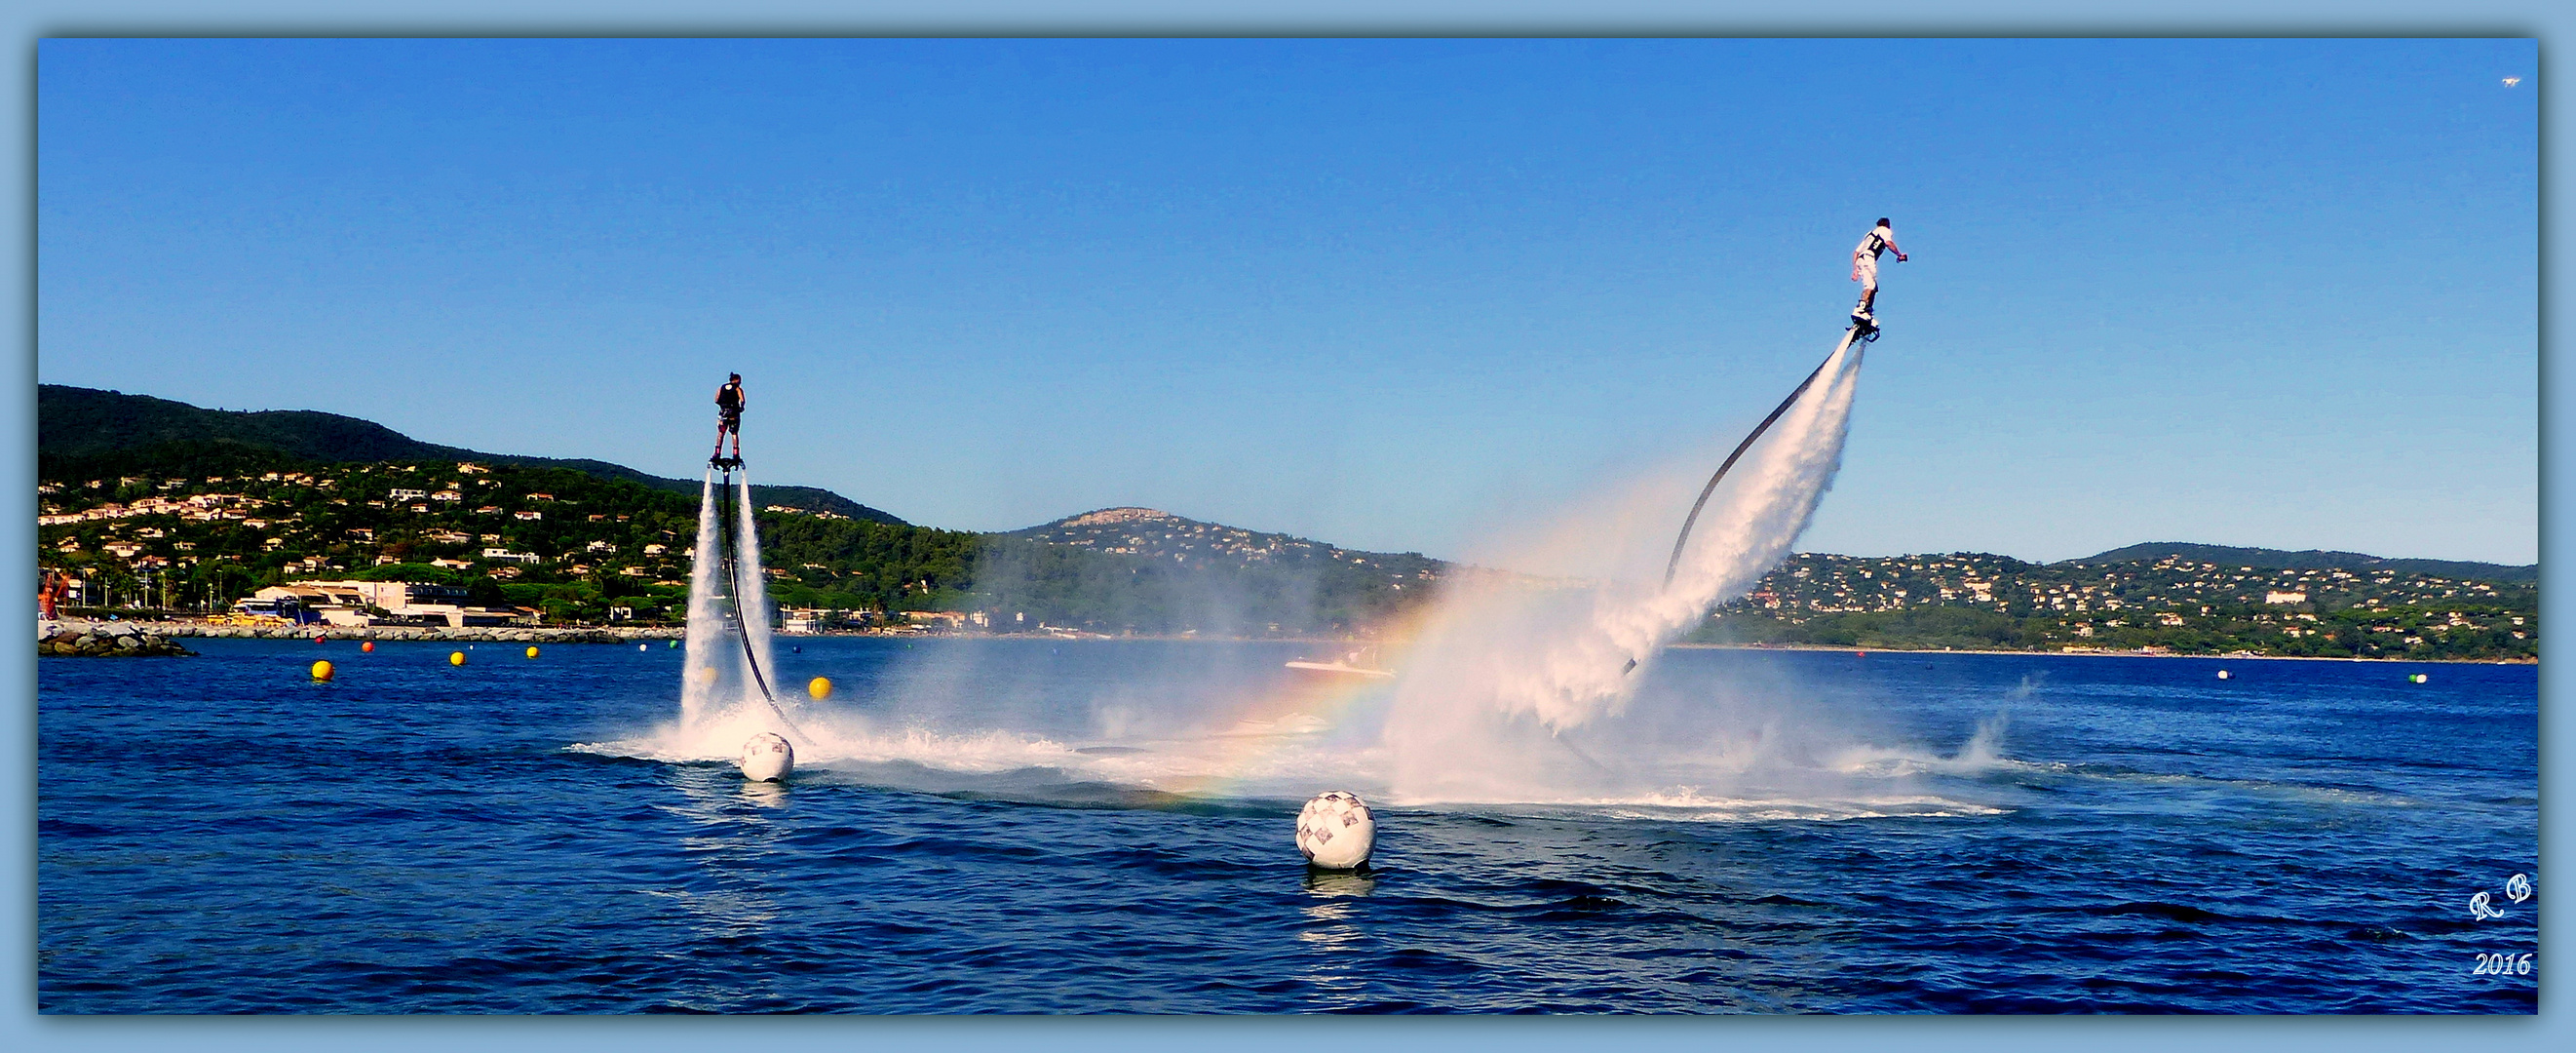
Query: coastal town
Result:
<box><xmin>1699</xmin><ymin>551</ymin><xmax>2535</xmax><ymax>660</ymax></box>
<box><xmin>32</xmin><ymin>452</ymin><xmax>2535</xmax><ymax>662</ymax></box>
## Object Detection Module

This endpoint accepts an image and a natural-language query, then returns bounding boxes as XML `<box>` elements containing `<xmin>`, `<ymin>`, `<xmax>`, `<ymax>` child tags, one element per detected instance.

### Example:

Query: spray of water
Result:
<box><xmin>600</xmin><ymin>463</ymin><xmax>1073</xmax><ymax>779</ymax></box>
<box><xmin>729</xmin><ymin>468</ymin><xmax>779</xmax><ymax>690</ymax></box>
<box><xmin>679</xmin><ymin>471</ymin><xmax>728</xmax><ymax>729</ymax></box>
<box><xmin>581</xmin><ymin>333</ymin><xmax>2005</xmax><ymax>821</ymax></box>
<box><xmin>1383</xmin><ymin>336</ymin><xmax>1870</xmax><ymax>801</ymax></box>
<box><xmin>665</xmin><ymin>466</ymin><xmax>803</xmax><ymax>755</ymax></box>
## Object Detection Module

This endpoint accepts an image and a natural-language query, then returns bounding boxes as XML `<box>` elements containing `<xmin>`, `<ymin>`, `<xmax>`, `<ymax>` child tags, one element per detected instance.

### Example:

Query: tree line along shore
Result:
<box><xmin>1686</xmin><ymin>551</ymin><xmax>2534</xmax><ymax>662</ymax></box>
<box><xmin>1669</xmin><ymin>642</ymin><xmax>2533</xmax><ymax>664</ymax></box>
<box><xmin>38</xmin><ymin>448</ymin><xmax>2536</xmax><ymax>662</ymax></box>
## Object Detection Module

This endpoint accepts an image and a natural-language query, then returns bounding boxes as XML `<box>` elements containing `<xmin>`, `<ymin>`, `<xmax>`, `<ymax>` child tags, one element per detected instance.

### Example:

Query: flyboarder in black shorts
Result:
<box><xmin>713</xmin><ymin>373</ymin><xmax>745</xmax><ymax>464</ymax></box>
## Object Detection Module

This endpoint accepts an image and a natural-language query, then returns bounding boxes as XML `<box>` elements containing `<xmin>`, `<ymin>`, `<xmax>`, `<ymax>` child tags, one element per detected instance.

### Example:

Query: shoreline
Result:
<box><xmin>1665</xmin><ymin>641</ymin><xmax>2537</xmax><ymax>665</ymax></box>
<box><xmin>40</xmin><ymin>618</ymin><xmax>2536</xmax><ymax>664</ymax></box>
<box><xmin>43</xmin><ymin>618</ymin><xmax>681</xmax><ymax>644</ymax></box>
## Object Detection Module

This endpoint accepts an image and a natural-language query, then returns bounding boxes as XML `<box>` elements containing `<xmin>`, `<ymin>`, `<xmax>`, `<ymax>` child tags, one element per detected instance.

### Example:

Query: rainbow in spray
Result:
<box><xmin>1379</xmin><ymin>333</ymin><xmax>1869</xmax><ymax>803</ymax></box>
<box><xmin>583</xmin><ymin>326</ymin><xmax>1871</xmax><ymax>813</ymax></box>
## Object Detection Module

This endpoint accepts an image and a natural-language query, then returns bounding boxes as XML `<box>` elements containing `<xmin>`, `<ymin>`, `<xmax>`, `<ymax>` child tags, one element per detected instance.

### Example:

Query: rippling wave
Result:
<box><xmin>40</xmin><ymin>639</ymin><xmax>2537</xmax><ymax>1013</ymax></box>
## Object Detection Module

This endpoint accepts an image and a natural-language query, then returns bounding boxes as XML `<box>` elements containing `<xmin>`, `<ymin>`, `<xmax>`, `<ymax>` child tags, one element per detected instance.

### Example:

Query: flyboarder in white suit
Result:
<box><xmin>1850</xmin><ymin>217</ymin><xmax>1905</xmax><ymax>327</ymax></box>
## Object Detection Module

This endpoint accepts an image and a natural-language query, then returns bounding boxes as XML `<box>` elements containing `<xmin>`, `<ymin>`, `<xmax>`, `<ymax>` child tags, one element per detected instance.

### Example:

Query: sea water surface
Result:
<box><xmin>38</xmin><ymin>638</ymin><xmax>2538</xmax><ymax>1013</ymax></box>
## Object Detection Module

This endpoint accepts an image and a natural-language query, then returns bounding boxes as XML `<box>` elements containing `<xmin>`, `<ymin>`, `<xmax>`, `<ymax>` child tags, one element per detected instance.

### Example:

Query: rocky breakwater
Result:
<box><xmin>39</xmin><ymin>620</ymin><xmax>197</xmax><ymax>657</ymax></box>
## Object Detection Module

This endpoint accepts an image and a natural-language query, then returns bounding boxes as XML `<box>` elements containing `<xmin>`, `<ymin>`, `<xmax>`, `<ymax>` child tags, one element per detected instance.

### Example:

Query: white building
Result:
<box><xmin>249</xmin><ymin>578</ymin><xmax>528</xmax><ymax>627</ymax></box>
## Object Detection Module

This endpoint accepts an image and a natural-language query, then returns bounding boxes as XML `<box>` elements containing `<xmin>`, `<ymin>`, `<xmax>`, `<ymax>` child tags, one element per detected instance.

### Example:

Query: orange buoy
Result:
<box><xmin>361</xmin><ymin>641</ymin><xmax>375</xmax><ymax>653</ymax></box>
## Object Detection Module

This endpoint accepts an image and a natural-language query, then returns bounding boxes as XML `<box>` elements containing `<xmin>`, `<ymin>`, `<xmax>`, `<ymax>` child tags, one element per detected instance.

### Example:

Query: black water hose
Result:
<box><xmin>1624</xmin><ymin>324</ymin><xmax>1870</xmax><ymax>676</ymax></box>
<box><xmin>1661</xmin><ymin>325</ymin><xmax>1869</xmax><ymax>587</ymax></box>
<box><xmin>711</xmin><ymin>467</ymin><xmax>781</xmax><ymax>706</ymax></box>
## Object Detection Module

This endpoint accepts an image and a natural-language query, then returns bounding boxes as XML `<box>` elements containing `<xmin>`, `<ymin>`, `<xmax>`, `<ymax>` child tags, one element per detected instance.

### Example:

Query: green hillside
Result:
<box><xmin>38</xmin><ymin>384</ymin><xmax>904</xmax><ymax>526</ymax></box>
<box><xmin>37</xmin><ymin>455</ymin><xmax>1444</xmax><ymax>636</ymax></box>
<box><xmin>37</xmin><ymin>385</ymin><xmax>2536</xmax><ymax>655</ymax></box>
<box><xmin>1689</xmin><ymin>550</ymin><xmax>2536</xmax><ymax>661</ymax></box>
<box><xmin>2074</xmin><ymin>541</ymin><xmax>2536</xmax><ymax>585</ymax></box>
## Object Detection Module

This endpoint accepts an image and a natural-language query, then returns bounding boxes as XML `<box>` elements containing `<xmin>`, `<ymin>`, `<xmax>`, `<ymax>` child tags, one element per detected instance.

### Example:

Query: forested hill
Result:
<box><xmin>35</xmin><ymin>385</ymin><xmax>2537</xmax><ymax>654</ymax></box>
<box><xmin>2073</xmin><ymin>542</ymin><xmax>2535</xmax><ymax>584</ymax></box>
<box><xmin>932</xmin><ymin>507</ymin><xmax>1448</xmax><ymax>635</ymax></box>
<box><xmin>35</xmin><ymin>386</ymin><xmax>1447</xmax><ymax>635</ymax></box>
<box><xmin>1690</xmin><ymin>550</ymin><xmax>2535</xmax><ymax>661</ymax></box>
<box><xmin>37</xmin><ymin>384</ymin><xmax>903</xmax><ymax>526</ymax></box>
<box><xmin>1007</xmin><ymin>506</ymin><xmax>1446</xmax><ymax>581</ymax></box>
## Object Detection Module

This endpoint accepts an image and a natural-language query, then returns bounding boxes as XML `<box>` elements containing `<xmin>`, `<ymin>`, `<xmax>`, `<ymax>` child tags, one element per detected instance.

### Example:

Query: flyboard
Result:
<box><xmin>1624</xmin><ymin>315</ymin><xmax>1879</xmax><ymax>675</ymax></box>
<box><xmin>708</xmin><ymin>453</ymin><xmax>811</xmax><ymax>748</ymax></box>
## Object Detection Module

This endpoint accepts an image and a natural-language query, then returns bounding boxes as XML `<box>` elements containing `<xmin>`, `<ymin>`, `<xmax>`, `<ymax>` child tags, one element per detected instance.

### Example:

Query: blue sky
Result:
<box><xmin>36</xmin><ymin>38</ymin><xmax>2538</xmax><ymax>566</ymax></box>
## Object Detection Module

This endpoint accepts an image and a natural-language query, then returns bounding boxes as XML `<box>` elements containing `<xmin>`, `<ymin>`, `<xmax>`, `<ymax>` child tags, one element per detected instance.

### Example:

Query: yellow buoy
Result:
<box><xmin>525</xmin><ymin>645</ymin><xmax>540</xmax><ymax>659</ymax></box>
<box><xmin>807</xmin><ymin>677</ymin><xmax>832</xmax><ymax>700</ymax></box>
<box><xmin>361</xmin><ymin>641</ymin><xmax>375</xmax><ymax>653</ymax></box>
<box><xmin>450</xmin><ymin>651</ymin><xmax>467</xmax><ymax>666</ymax></box>
<box><xmin>311</xmin><ymin>660</ymin><xmax>334</xmax><ymax>682</ymax></box>
<box><xmin>697</xmin><ymin>665</ymin><xmax>718</xmax><ymax>683</ymax></box>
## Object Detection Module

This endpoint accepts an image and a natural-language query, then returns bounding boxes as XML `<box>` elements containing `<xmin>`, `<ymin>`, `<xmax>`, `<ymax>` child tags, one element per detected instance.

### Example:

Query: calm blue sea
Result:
<box><xmin>37</xmin><ymin>638</ymin><xmax>2537</xmax><ymax>1013</ymax></box>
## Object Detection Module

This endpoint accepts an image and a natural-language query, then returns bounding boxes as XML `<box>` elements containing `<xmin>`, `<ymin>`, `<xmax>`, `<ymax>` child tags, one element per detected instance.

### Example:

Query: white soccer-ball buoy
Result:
<box><xmin>740</xmin><ymin>732</ymin><xmax>794</xmax><ymax>782</ymax></box>
<box><xmin>1296</xmin><ymin>791</ymin><xmax>1375</xmax><ymax>870</ymax></box>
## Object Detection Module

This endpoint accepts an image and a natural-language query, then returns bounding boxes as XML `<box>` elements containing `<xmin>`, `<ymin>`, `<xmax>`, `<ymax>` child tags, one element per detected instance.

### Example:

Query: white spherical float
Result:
<box><xmin>1295</xmin><ymin>791</ymin><xmax>1375</xmax><ymax>870</ymax></box>
<box><xmin>739</xmin><ymin>731</ymin><xmax>794</xmax><ymax>783</ymax></box>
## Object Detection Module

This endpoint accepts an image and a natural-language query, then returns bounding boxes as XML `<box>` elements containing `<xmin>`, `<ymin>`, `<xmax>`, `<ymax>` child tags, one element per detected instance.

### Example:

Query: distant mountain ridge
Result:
<box><xmin>1009</xmin><ymin>506</ymin><xmax>1447</xmax><ymax>576</ymax></box>
<box><xmin>37</xmin><ymin>384</ymin><xmax>905</xmax><ymax>526</ymax></box>
<box><xmin>968</xmin><ymin>506</ymin><xmax>1445</xmax><ymax>634</ymax></box>
<box><xmin>40</xmin><ymin>386</ymin><xmax>2531</xmax><ymax>589</ymax></box>
<box><xmin>2069</xmin><ymin>542</ymin><xmax>2534</xmax><ymax>584</ymax></box>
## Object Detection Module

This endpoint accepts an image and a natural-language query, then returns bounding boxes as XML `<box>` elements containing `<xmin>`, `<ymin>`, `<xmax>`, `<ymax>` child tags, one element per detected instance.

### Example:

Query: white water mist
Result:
<box><xmin>680</xmin><ymin>471</ymin><xmax>729</xmax><ymax>728</ymax></box>
<box><xmin>730</xmin><ymin>468</ymin><xmax>779</xmax><ymax>698</ymax></box>
<box><xmin>1385</xmin><ymin>337</ymin><xmax>1869</xmax><ymax>800</ymax></box>
<box><xmin>673</xmin><ymin>466</ymin><xmax>800</xmax><ymax>749</ymax></box>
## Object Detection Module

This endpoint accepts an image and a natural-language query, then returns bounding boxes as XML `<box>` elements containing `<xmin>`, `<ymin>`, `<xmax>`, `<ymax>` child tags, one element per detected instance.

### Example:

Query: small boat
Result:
<box><xmin>1286</xmin><ymin>645</ymin><xmax>1395</xmax><ymax>680</ymax></box>
<box><xmin>1215</xmin><ymin>713</ymin><xmax>1335</xmax><ymax>738</ymax></box>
